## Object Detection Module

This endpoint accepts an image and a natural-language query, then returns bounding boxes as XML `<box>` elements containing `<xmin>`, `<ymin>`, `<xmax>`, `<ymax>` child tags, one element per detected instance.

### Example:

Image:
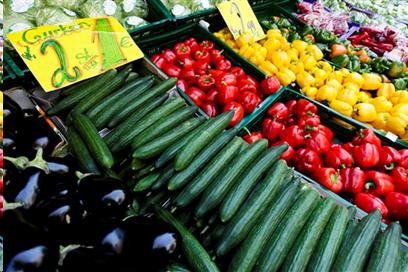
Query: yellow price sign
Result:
<box><xmin>7</xmin><ymin>17</ymin><xmax>144</xmax><ymax>92</ymax></box>
<box><xmin>217</xmin><ymin>0</ymin><xmax>265</xmax><ymax>41</ymax></box>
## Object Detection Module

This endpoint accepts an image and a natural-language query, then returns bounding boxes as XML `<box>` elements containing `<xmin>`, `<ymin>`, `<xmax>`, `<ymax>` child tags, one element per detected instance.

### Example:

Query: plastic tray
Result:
<box><xmin>240</xmin><ymin>87</ymin><xmax>408</xmax><ymax>242</ymax></box>
<box><xmin>137</xmin><ymin>22</ymin><xmax>284</xmax><ymax>130</ymax></box>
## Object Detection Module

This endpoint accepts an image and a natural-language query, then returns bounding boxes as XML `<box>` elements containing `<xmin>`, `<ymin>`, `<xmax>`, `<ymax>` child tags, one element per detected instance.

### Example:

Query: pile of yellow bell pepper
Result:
<box><xmin>214</xmin><ymin>28</ymin><xmax>408</xmax><ymax>141</ymax></box>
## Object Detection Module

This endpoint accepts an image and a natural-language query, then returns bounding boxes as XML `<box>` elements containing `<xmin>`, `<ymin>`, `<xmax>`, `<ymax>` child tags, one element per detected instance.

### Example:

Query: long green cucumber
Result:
<box><xmin>133</xmin><ymin>163</ymin><xmax>156</xmax><ymax>180</ymax></box>
<box><xmin>175</xmin><ymin>110</ymin><xmax>234</xmax><ymax>171</ymax></box>
<box><xmin>132</xmin><ymin>117</ymin><xmax>204</xmax><ymax>159</ymax></box>
<box><xmin>306</xmin><ymin>205</ymin><xmax>349</xmax><ymax>272</ymax></box>
<box><xmin>195</xmin><ymin>139</ymin><xmax>268</xmax><ymax>218</ymax></box>
<box><xmin>220</xmin><ymin>144</ymin><xmax>288</xmax><ymax>222</ymax></box>
<box><xmin>66</xmin><ymin>126</ymin><xmax>100</xmax><ymax>174</ymax></box>
<box><xmin>215</xmin><ymin>160</ymin><xmax>289</xmax><ymax>256</ymax></box>
<box><xmin>256</xmin><ymin>187</ymin><xmax>320</xmax><ymax>272</ymax></box>
<box><xmin>333</xmin><ymin>209</ymin><xmax>382</xmax><ymax>272</ymax></box>
<box><xmin>151</xmin><ymin>164</ymin><xmax>175</xmax><ymax>191</ymax></box>
<box><xmin>108</xmin><ymin>77</ymin><xmax>177</xmax><ymax>128</ymax></box>
<box><xmin>402</xmin><ymin>251</ymin><xmax>408</xmax><ymax>272</ymax></box>
<box><xmin>87</xmin><ymin>75</ymin><xmax>148</xmax><ymax>120</ymax></box>
<box><xmin>166</xmin><ymin>263</ymin><xmax>191</xmax><ymax>272</ymax></box>
<box><xmin>168</xmin><ymin>128</ymin><xmax>239</xmax><ymax>191</ymax></box>
<box><xmin>125</xmin><ymin>72</ymin><xmax>139</xmax><ymax>83</ymax></box>
<box><xmin>131</xmin><ymin>106</ymin><xmax>198</xmax><ymax>150</ymax></box>
<box><xmin>48</xmin><ymin>69</ymin><xmax>117</xmax><ymax>115</ymax></box>
<box><xmin>133</xmin><ymin>173</ymin><xmax>160</xmax><ymax>192</ymax></box>
<box><xmin>110</xmin><ymin>97</ymin><xmax>186</xmax><ymax>153</ymax></box>
<box><xmin>366</xmin><ymin>222</ymin><xmax>402</xmax><ymax>272</ymax></box>
<box><xmin>131</xmin><ymin>158</ymin><xmax>149</xmax><ymax>171</ymax></box>
<box><xmin>281</xmin><ymin>198</ymin><xmax>336</xmax><ymax>272</ymax></box>
<box><xmin>228</xmin><ymin>181</ymin><xmax>299</xmax><ymax>272</ymax></box>
<box><xmin>104</xmin><ymin>95</ymin><xmax>167</xmax><ymax>145</ymax></box>
<box><xmin>72</xmin><ymin>113</ymin><xmax>114</xmax><ymax>168</ymax></box>
<box><xmin>174</xmin><ymin>137</ymin><xmax>243</xmax><ymax>207</ymax></box>
<box><xmin>156</xmin><ymin>207</ymin><xmax>220</xmax><ymax>272</ymax></box>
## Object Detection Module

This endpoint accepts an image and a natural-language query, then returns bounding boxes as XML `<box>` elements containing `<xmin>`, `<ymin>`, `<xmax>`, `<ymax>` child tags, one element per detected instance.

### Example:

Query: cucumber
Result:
<box><xmin>132</xmin><ymin>117</ymin><xmax>204</xmax><ymax>160</ymax></box>
<box><xmin>220</xmin><ymin>144</ymin><xmax>288</xmax><ymax>222</ymax></box>
<box><xmin>174</xmin><ymin>137</ymin><xmax>243</xmax><ymax>207</ymax></box>
<box><xmin>133</xmin><ymin>173</ymin><xmax>160</xmax><ymax>192</ymax></box>
<box><xmin>281</xmin><ymin>197</ymin><xmax>336</xmax><ymax>272</ymax></box>
<box><xmin>72</xmin><ymin>113</ymin><xmax>114</xmax><ymax>168</ymax></box>
<box><xmin>175</xmin><ymin>110</ymin><xmax>234</xmax><ymax>171</ymax></box>
<box><xmin>332</xmin><ymin>209</ymin><xmax>382</xmax><ymax>272</ymax></box>
<box><xmin>110</xmin><ymin>97</ymin><xmax>186</xmax><ymax>153</ymax></box>
<box><xmin>228</xmin><ymin>181</ymin><xmax>299</xmax><ymax>272</ymax></box>
<box><xmin>195</xmin><ymin>139</ymin><xmax>268</xmax><ymax>218</ymax></box>
<box><xmin>168</xmin><ymin>128</ymin><xmax>238</xmax><ymax>191</ymax></box>
<box><xmin>133</xmin><ymin>163</ymin><xmax>156</xmax><ymax>180</ymax></box>
<box><xmin>88</xmin><ymin>76</ymin><xmax>153</xmax><ymax>121</ymax></box>
<box><xmin>108</xmin><ymin>77</ymin><xmax>177</xmax><ymax>128</ymax></box>
<box><xmin>131</xmin><ymin>158</ymin><xmax>149</xmax><ymax>171</ymax></box>
<box><xmin>306</xmin><ymin>205</ymin><xmax>349</xmax><ymax>272</ymax></box>
<box><xmin>256</xmin><ymin>187</ymin><xmax>320</xmax><ymax>272</ymax></box>
<box><xmin>131</xmin><ymin>106</ymin><xmax>198</xmax><ymax>150</ymax></box>
<box><xmin>156</xmin><ymin>207</ymin><xmax>220</xmax><ymax>272</ymax></box>
<box><xmin>166</xmin><ymin>263</ymin><xmax>191</xmax><ymax>272</ymax></box>
<box><xmin>366</xmin><ymin>222</ymin><xmax>402</xmax><ymax>272</ymax></box>
<box><xmin>125</xmin><ymin>72</ymin><xmax>139</xmax><ymax>82</ymax></box>
<box><xmin>71</xmin><ymin>68</ymin><xmax>129</xmax><ymax>114</ymax></box>
<box><xmin>48</xmin><ymin>69</ymin><xmax>117</xmax><ymax>115</ymax></box>
<box><xmin>215</xmin><ymin>160</ymin><xmax>289</xmax><ymax>257</ymax></box>
<box><xmin>66</xmin><ymin>126</ymin><xmax>100</xmax><ymax>174</ymax></box>
<box><xmin>104</xmin><ymin>95</ymin><xmax>167</xmax><ymax>145</ymax></box>
<box><xmin>151</xmin><ymin>164</ymin><xmax>175</xmax><ymax>191</ymax></box>
<box><xmin>402</xmin><ymin>251</ymin><xmax>408</xmax><ymax>272</ymax></box>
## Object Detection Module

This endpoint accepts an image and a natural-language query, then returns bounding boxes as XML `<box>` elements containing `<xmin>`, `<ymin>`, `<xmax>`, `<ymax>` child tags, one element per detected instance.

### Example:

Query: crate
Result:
<box><xmin>240</xmin><ymin>87</ymin><xmax>408</xmax><ymax>241</ymax></box>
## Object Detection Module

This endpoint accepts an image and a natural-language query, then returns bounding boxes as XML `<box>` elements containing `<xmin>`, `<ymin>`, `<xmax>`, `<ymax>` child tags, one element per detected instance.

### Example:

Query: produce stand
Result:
<box><xmin>2</xmin><ymin>0</ymin><xmax>408</xmax><ymax>271</ymax></box>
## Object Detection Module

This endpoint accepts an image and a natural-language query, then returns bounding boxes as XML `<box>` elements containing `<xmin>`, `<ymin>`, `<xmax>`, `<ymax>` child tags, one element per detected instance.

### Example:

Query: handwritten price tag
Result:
<box><xmin>7</xmin><ymin>17</ymin><xmax>144</xmax><ymax>92</ymax></box>
<box><xmin>217</xmin><ymin>0</ymin><xmax>265</xmax><ymax>41</ymax></box>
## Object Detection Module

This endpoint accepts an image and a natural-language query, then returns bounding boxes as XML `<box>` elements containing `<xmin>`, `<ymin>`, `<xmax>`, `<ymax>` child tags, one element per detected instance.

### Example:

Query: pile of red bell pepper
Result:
<box><xmin>243</xmin><ymin>98</ymin><xmax>408</xmax><ymax>221</ymax></box>
<box><xmin>151</xmin><ymin>38</ymin><xmax>281</xmax><ymax>126</ymax></box>
<box><xmin>348</xmin><ymin>26</ymin><xmax>397</xmax><ymax>56</ymax></box>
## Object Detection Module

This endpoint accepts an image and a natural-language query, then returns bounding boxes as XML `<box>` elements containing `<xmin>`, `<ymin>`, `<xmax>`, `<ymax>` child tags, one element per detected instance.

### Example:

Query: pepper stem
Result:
<box><xmin>243</xmin><ymin>127</ymin><xmax>251</xmax><ymax>135</ymax></box>
<box><xmin>4</xmin><ymin>156</ymin><xmax>30</xmax><ymax>170</ymax></box>
<box><xmin>384</xmin><ymin>163</ymin><xmax>395</xmax><ymax>171</ymax></box>
<box><xmin>365</xmin><ymin>181</ymin><xmax>376</xmax><ymax>190</ymax></box>
<box><xmin>26</xmin><ymin>148</ymin><xmax>50</xmax><ymax>174</ymax></box>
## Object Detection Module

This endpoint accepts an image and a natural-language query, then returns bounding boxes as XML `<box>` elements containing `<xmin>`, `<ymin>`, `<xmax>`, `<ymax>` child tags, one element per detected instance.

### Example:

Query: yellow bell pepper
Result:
<box><xmin>357</xmin><ymin>91</ymin><xmax>372</xmax><ymax>103</ymax></box>
<box><xmin>337</xmin><ymin>87</ymin><xmax>359</xmax><ymax>106</ymax></box>
<box><xmin>264</xmin><ymin>38</ymin><xmax>281</xmax><ymax>53</ymax></box>
<box><xmin>392</xmin><ymin>103</ymin><xmax>408</xmax><ymax>115</ymax></box>
<box><xmin>214</xmin><ymin>32</ymin><xmax>224</xmax><ymax>39</ymax></box>
<box><xmin>343</xmin><ymin>82</ymin><xmax>360</xmax><ymax>93</ymax></box>
<box><xmin>361</xmin><ymin>73</ymin><xmax>382</xmax><ymax>90</ymax></box>
<box><xmin>236</xmin><ymin>33</ymin><xmax>253</xmax><ymax>47</ymax></box>
<box><xmin>386</xmin><ymin>113</ymin><xmax>408</xmax><ymax>137</ymax></box>
<box><xmin>306</xmin><ymin>44</ymin><xmax>323</xmax><ymax>60</ymax></box>
<box><xmin>276</xmin><ymin>68</ymin><xmax>296</xmax><ymax>86</ymax></box>
<box><xmin>300</xmin><ymin>54</ymin><xmax>317</xmax><ymax>71</ymax></box>
<box><xmin>226</xmin><ymin>40</ymin><xmax>237</xmax><ymax>50</ymax></box>
<box><xmin>390</xmin><ymin>91</ymin><xmax>408</xmax><ymax>105</ymax></box>
<box><xmin>330</xmin><ymin>70</ymin><xmax>343</xmax><ymax>84</ymax></box>
<box><xmin>344</xmin><ymin>72</ymin><xmax>364</xmax><ymax>87</ymax></box>
<box><xmin>369</xmin><ymin>97</ymin><xmax>393</xmax><ymax>113</ymax></box>
<box><xmin>316</xmin><ymin>85</ymin><xmax>338</xmax><ymax>103</ymax></box>
<box><xmin>377</xmin><ymin>83</ymin><xmax>395</xmax><ymax>99</ymax></box>
<box><xmin>279</xmin><ymin>37</ymin><xmax>291</xmax><ymax>50</ymax></box>
<box><xmin>330</xmin><ymin>100</ymin><xmax>353</xmax><ymax>117</ymax></box>
<box><xmin>266</xmin><ymin>29</ymin><xmax>282</xmax><ymax>39</ymax></box>
<box><xmin>353</xmin><ymin>103</ymin><xmax>377</xmax><ymax>122</ymax></box>
<box><xmin>302</xmin><ymin>86</ymin><xmax>318</xmax><ymax>100</ymax></box>
<box><xmin>258</xmin><ymin>46</ymin><xmax>268</xmax><ymax>59</ymax></box>
<box><xmin>292</xmin><ymin>40</ymin><xmax>308</xmax><ymax>53</ymax></box>
<box><xmin>339</xmin><ymin>68</ymin><xmax>350</xmax><ymax>77</ymax></box>
<box><xmin>317</xmin><ymin>61</ymin><xmax>333</xmax><ymax>73</ymax></box>
<box><xmin>372</xmin><ymin>112</ymin><xmax>391</xmax><ymax>131</ymax></box>
<box><xmin>239</xmin><ymin>45</ymin><xmax>254</xmax><ymax>59</ymax></box>
<box><xmin>289</xmin><ymin>62</ymin><xmax>305</xmax><ymax>74</ymax></box>
<box><xmin>271</xmin><ymin>51</ymin><xmax>290</xmax><ymax>68</ymax></box>
<box><xmin>287</xmin><ymin>48</ymin><xmax>299</xmax><ymax>62</ymax></box>
<box><xmin>296</xmin><ymin>71</ymin><xmax>315</xmax><ymax>88</ymax></box>
<box><xmin>326</xmin><ymin>78</ymin><xmax>342</xmax><ymax>90</ymax></box>
<box><xmin>259</xmin><ymin>61</ymin><xmax>278</xmax><ymax>76</ymax></box>
<box><xmin>312</xmin><ymin>68</ymin><xmax>328</xmax><ymax>87</ymax></box>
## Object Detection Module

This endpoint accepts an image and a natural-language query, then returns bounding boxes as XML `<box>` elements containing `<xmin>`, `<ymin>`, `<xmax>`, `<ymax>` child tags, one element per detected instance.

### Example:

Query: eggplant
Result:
<box><xmin>3</xmin><ymin>131</ymin><xmax>22</xmax><ymax>158</ymax></box>
<box><xmin>4</xmin><ymin>95</ymin><xmax>23</xmax><ymax>136</ymax></box>
<box><xmin>5</xmin><ymin>245</ymin><xmax>59</xmax><ymax>272</ymax></box>
<box><xmin>60</xmin><ymin>246</ymin><xmax>118</xmax><ymax>272</ymax></box>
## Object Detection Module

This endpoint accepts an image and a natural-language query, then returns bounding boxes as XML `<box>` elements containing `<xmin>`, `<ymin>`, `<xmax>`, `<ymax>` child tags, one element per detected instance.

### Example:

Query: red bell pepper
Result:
<box><xmin>378</xmin><ymin>146</ymin><xmax>401</xmax><ymax>171</ymax></box>
<box><xmin>223</xmin><ymin>102</ymin><xmax>244</xmax><ymax>127</ymax></box>
<box><xmin>217</xmin><ymin>85</ymin><xmax>239</xmax><ymax>105</ymax></box>
<box><xmin>391</xmin><ymin>166</ymin><xmax>408</xmax><ymax>194</ymax></box>
<box><xmin>186</xmin><ymin>87</ymin><xmax>206</xmax><ymax>107</ymax></box>
<box><xmin>342</xmin><ymin>142</ymin><xmax>354</xmax><ymax>154</ymax></box>
<box><xmin>163</xmin><ymin>64</ymin><xmax>181</xmax><ymax>77</ymax></box>
<box><xmin>294</xmin><ymin>99</ymin><xmax>318</xmax><ymax>118</ymax></box>
<box><xmin>174</xmin><ymin>43</ymin><xmax>192</xmax><ymax>61</ymax></box>
<box><xmin>298</xmin><ymin>115</ymin><xmax>320</xmax><ymax>130</ymax></box>
<box><xmin>304</xmin><ymin>130</ymin><xmax>330</xmax><ymax>155</ymax></box>
<box><xmin>355</xmin><ymin>193</ymin><xmax>389</xmax><ymax>218</ymax></box>
<box><xmin>285</xmin><ymin>116</ymin><xmax>297</xmax><ymax>127</ymax></box>
<box><xmin>193</xmin><ymin>50</ymin><xmax>211</xmax><ymax>64</ymax></box>
<box><xmin>177</xmin><ymin>79</ymin><xmax>188</xmax><ymax>92</ymax></box>
<box><xmin>385</xmin><ymin>192</ymin><xmax>408</xmax><ymax>220</ymax></box>
<box><xmin>230</xmin><ymin>67</ymin><xmax>246</xmax><ymax>79</ymax></box>
<box><xmin>185</xmin><ymin>38</ymin><xmax>199</xmax><ymax>53</ymax></box>
<box><xmin>238</xmin><ymin>79</ymin><xmax>257</xmax><ymax>93</ymax></box>
<box><xmin>205</xmin><ymin>89</ymin><xmax>218</xmax><ymax>102</ymax></box>
<box><xmin>324</xmin><ymin>144</ymin><xmax>353</xmax><ymax>168</ymax></box>
<box><xmin>341</xmin><ymin>167</ymin><xmax>366</xmax><ymax>193</ymax></box>
<box><xmin>151</xmin><ymin>54</ymin><xmax>167</xmax><ymax>69</ymax></box>
<box><xmin>399</xmin><ymin>149</ymin><xmax>408</xmax><ymax>168</ymax></box>
<box><xmin>199</xmin><ymin>40</ymin><xmax>215</xmax><ymax>51</ymax></box>
<box><xmin>260</xmin><ymin>76</ymin><xmax>281</xmax><ymax>95</ymax></box>
<box><xmin>272</xmin><ymin>140</ymin><xmax>295</xmax><ymax>162</ymax></box>
<box><xmin>244</xmin><ymin>75</ymin><xmax>259</xmax><ymax>87</ymax></box>
<box><xmin>243</xmin><ymin>131</ymin><xmax>263</xmax><ymax>144</ymax></box>
<box><xmin>179</xmin><ymin>68</ymin><xmax>196</xmax><ymax>84</ymax></box>
<box><xmin>197</xmin><ymin>74</ymin><xmax>215</xmax><ymax>91</ymax></box>
<box><xmin>216</xmin><ymin>59</ymin><xmax>232</xmax><ymax>71</ymax></box>
<box><xmin>178</xmin><ymin>57</ymin><xmax>195</xmax><ymax>70</ymax></box>
<box><xmin>315</xmin><ymin>167</ymin><xmax>343</xmax><ymax>193</ymax></box>
<box><xmin>262</xmin><ymin>118</ymin><xmax>285</xmax><ymax>142</ymax></box>
<box><xmin>267</xmin><ymin>102</ymin><xmax>289</xmax><ymax>122</ymax></box>
<box><xmin>162</xmin><ymin>49</ymin><xmax>177</xmax><ymax>64</ymax></box>
<box><xmin>352</xmin><ymin>128</ymin><xmax>381</xmax><ymax>148</ymax></box>
<box><xmin>193</xmin><ymin>60</ymin><xmax>210</xmax><ymax>75</ymax></box>
<box><xmin>238</xmin><ymin>91</ymin><xmax>261</xmax><ymax>113</ymax></box>
<box><xmin>364</xmin><ymin>171</ymin><xmax>395</xmax><ymax>197</ymax></box>
<box><xmin>201</xmin><ymin>101</ymin><xmax>219</xmax><ymax>118</ymax></box>
<box><xmin>353</xmin><ymin>143</ymin><xmax>380</xmax><ymax>168</ymax></box>
<box><xmin>209</xmin><ymin>69</ymin><xmax>224</xmax><ymax>80</ymax></box>
<box><xmin>210</xmin><ymin>49</ymin><xmax>224</xmax><ymax>64</ymax></box>
<box><xmin>286</xmin><ymin>100</ymin><xmax>297</xmax><ymax>115</ymax></box>
<box><xmin>294</xmin><ymin>148</ymin><xmax>322</xmax><ymax>174</ymax></box>
<box><xmin>280</xmin><ymin>125</ymin><xmax>305</xmax><ymax>148</ymax></box>
<box><xmin>216</xmin><ymin>73</ymin><xmax>237</xmax><ymax>89</ymax></box>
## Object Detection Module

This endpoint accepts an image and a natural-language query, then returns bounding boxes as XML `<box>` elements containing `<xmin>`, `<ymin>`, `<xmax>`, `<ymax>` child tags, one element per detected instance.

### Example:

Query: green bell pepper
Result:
<box><xmin>316</xmin><ymin>29</ymin><xmax>336</xmax><ymax>43</ymax></box>
<box><xmin>347</xmin><ymin>56</ymin><xmax>361</xmax><ymax>72</ymax></box>
<box><xmin>332</xmin><ymin>54</ymin><xmax>350</xmax><ymax>68</ymax></box>
<box><xmin>287</xmin><ymin>31</ymin><xmax>301</xmax><ymax>42</ymax></box>
<box><xmin>360</xmin><ymin>63</ymin><xmax>372</xmax><ymax>73</ymax></box>
<box><xmin>388</xmin><ymin>61</ymin><xmax>407</xmax><ymax>78</ymax></box>
<box><xmin>392</xmin><ymin>78</ymin><xmax>408</xmax><ymax>90</ymax></box>
<box><xmin>301</xmin><ymin>25</ymin><xmax>314</xmax><ymax>37</ymax></box>
<box><xmin>372</xmin><ymin>57</ymin><xmax>391</xmax><ymax>74</ymax></box>
<box><xmin>276</xmin><ymin>18</ymin><xmax>291</xmax><ymax>28</ymax></box>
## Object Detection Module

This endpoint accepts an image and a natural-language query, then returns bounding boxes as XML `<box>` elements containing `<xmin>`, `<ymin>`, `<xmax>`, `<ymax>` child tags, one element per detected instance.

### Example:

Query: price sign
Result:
<box><xmin>217</xmin><ymin>0</ymin><xmax>265</xmax><ymax>41</ymax></box>
<box><xmin>7</xmin><ymin>17</ymin><xmax>144</xmax><ymax>92</ymax></box>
